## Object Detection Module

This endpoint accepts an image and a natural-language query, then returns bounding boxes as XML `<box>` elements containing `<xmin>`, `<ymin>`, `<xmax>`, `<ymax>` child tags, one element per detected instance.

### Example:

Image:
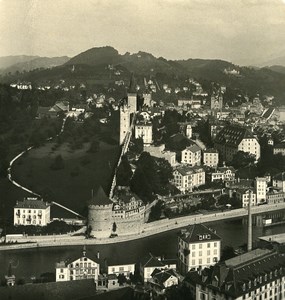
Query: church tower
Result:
<box><xmin>127</xmin><ymin>73</ymin><xmax>137</xmax><ymax>114</ymax></box>
<box><xmin>120</xmin><ymin>100</ymin><xmax>130</xmax><ymax>145</ymax></box>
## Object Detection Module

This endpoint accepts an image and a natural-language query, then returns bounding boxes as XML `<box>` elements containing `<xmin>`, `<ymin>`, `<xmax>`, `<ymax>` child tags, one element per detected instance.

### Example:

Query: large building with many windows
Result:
<box><xmin>14</xmin><ymin>198</ymin><xmax>50</xmax><ymax>226</ymax></box>
<box><xmin>184</xmin><ymin>249</ymin><xmax>285</xmax><ymax>300</ymax></box>
<box><xmin>214</xmin><ymin>125</ymin><xmax>260</xmax><ymax>162</ymax></box>
<box><xmin>181</xmin><ymin>144</ymin><xmax>202</xmax><ymax>166</ymax></box>
<box><xmin>178</xmin><ymin>224</ymin><xmax>221</xmax><ymax>275</ymax></box>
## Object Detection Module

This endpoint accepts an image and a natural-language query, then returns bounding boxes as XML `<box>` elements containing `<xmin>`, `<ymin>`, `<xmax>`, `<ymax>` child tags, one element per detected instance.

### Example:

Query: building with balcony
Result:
<box><xmin>14</xmin><ymin>198</ymin><xmax>50</xmax><ymax>226</ymax></box>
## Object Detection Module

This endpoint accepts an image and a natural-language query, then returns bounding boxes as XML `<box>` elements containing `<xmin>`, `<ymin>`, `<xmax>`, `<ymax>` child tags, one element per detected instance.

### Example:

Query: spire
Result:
<box><xmin>128</xmin><ymin>73</ymin><xmax>137</xmax><ymax>93</ymax></box>
<box><xmin>83</xmin><ymin>245</ymin><xmax>86</xmax><ymax>257</ymax></box>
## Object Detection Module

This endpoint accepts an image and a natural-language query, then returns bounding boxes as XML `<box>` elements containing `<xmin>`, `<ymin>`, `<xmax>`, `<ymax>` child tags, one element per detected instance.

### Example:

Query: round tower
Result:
<box><xmin>88</xmin><ymin>186</ymin><xmax>113</xmax><ymax>238</ymax></box>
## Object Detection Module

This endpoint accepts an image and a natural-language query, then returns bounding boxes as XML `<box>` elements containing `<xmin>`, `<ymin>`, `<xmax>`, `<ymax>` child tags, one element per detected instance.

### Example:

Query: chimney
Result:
<box><xmin>83</xmin><ymin>245</ymin><xmax>86</xmax><ymax>257</ymax></box>
<box><xmin>97</xmin><ymin>251</ymin><xmax>100</xmax><ymax>259</ymax></box>
<box><xmin>247</xmin><ymin>190</ymin><xmax>252</xmax><ymax>252</ymax></box>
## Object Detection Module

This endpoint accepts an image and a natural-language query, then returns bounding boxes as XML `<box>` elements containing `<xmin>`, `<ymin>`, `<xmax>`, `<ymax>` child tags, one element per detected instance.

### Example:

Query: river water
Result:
<box><xmin>0</xmin><ymin>212</ymin><xmax>285</xmax><ymax>281</ymax></box>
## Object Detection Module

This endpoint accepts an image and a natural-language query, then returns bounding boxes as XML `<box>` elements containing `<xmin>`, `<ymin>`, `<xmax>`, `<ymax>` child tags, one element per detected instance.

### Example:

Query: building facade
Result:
<box><xmin>181</xmin><ymin>144</ymin><xmax>202</xmax><ymax>166</ymax></box>
<box><xmin>184</xmin><ymin>249</ymin><xmax>285</xmax><ymax>300</ymax></box>
<box><xmin>203</xmin><ymin>148</ymin><xmax>219</xmax><ymax>167</ymax></box>
<box><xmin>135</xmin><ymin>121</ymin><xmax>153</xmax><ymax>145</ymax></box>
<box><xmin>214</xmin><ymin>125</ymin><xmax>260</xmax><ymax>162</ymax></box>
<box><xmin>255</xmin><ymin>177</ymin><xmax>267</xmax><ymax>204</ymax></box>
<box><xmin>178</xmin><ymin>224</ymin><xmax>221</xmax><ymax>275</ymax></box>
<box><xmin>172</xmin><ymin>166</ymin><xmax>205</xmax><ymax>193</ymax></box>
<box><xmin>14</xmin><ymin>198</ymin><xmax>50</xmax><ymax>226</ymax></box>
<box><xmin>211</xmin><ymin>166</ymin><xmax>235</xmax><ymax>182</ymax></box>
<box><xmin>272</xmin><ymin>172</ymin><xmax>285</xmax><ymax>192</ymax></box>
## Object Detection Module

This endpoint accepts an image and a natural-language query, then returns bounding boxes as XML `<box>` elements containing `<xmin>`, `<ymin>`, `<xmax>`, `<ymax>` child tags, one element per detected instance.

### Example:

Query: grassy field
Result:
<box><xmin>12</xmin><ymin>141</ymin><xmax>120</xmax><ymax>216</ymax></box>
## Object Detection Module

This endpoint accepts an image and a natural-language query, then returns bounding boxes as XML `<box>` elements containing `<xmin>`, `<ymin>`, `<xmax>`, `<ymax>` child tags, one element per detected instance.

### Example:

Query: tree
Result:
<box><xmin>50</xmin><ymin>154</ymin><xmax>64</xmax><ymax>170</ymax></box>
<box><xmin>129</xmin><ymin>137</ymin><xmax>144</xmax><ymax>155</ymax></box>
<box><xmin>149</xmin><ymin>200</ymin><xmax>163</xmax><ymax>221</ymax></box>
<box><xmin>221</xmin><ymin>246</ymin><xmax>236</xmax><ymax>261</ymax></box>
<box><xmin>116</xmin><ymin>155</ymin><xmax>133</xmax><ymax>186</ymax></box>
<box><xmin>112</xmin><ymin>222</ymin><xmax>117</xmax><ymax>233</ymax></box>
<box><xmin>117</xmin><ymin>273</ymin><xmax>127</xmax><ymax>285</ymax></box>
<box><xmin>231</xmin><ymin>151</ymin><xmax>256</xmax><ymax>169</ymax></box>
<box><xmin>88</xmin><ymin>139</ymin><xmax>100</xmax><ymax>153</ymax></box>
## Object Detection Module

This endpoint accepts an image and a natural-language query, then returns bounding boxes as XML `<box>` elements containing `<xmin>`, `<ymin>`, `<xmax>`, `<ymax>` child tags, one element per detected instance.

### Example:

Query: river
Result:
<box><xmin>1</xmin><ymin>212</ymin><xmax>285</xmax><ymax>281</ymax></box>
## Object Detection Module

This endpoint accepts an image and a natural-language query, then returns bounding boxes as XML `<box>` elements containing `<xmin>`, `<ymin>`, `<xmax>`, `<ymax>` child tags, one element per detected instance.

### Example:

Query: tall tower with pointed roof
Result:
<box><xmin>88</xmin><ymin>186</ymin><xmax>113</xmax><ymax>238</ymax></box>
<box><xmin>127</xmin><ymin>73</ymin><xmax>137</xmax><ymax>114</ymax></box>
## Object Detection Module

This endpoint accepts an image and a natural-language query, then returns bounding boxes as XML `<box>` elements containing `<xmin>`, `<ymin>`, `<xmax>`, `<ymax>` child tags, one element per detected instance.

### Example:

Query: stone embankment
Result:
<box><xmin>1</xmin><ymin>202</ymin><xmax>285</xmax><ymax>251</ymax></box>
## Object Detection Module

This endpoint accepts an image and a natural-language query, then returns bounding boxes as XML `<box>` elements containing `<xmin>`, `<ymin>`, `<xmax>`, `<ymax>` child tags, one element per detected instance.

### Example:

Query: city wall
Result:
<box><xmin>1</xmin><ymin>202</ymin><xmax>285</xmax><ymax>251</ymax></box>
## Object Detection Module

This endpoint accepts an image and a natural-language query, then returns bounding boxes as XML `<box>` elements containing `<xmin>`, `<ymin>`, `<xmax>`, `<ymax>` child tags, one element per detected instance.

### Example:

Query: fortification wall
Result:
<box><xmin>88</xmin><ymin>205</ymin><xmax>113</xmax><ymax>238</ymax></box>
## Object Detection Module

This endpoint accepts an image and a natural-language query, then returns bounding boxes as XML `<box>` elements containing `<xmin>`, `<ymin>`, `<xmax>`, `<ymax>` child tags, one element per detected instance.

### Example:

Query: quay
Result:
<box><xmin>1</xmin><ymin>202</ymin><xmax>285</xmax><ymax>251</ymax></box>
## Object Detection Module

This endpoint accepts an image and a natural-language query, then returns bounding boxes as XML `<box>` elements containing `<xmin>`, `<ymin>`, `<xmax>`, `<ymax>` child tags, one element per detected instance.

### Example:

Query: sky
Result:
<box><xmin>1</xmin><ymin>0</ymin><xmax>285</xmax><ymax>65</ymax></box>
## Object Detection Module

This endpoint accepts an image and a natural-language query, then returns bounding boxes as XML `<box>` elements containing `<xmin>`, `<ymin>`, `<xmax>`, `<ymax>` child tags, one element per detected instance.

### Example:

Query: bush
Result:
<box><xmin>50</xmin><ymin>154</ymin><xmax>64</xmax><ymax>170</ymax></box>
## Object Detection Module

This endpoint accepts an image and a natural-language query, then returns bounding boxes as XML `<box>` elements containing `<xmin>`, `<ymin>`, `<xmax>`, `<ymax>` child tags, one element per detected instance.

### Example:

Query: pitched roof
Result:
<box><xmin>179</xmin><ymin>224</ymin><xmax>221</xmax><ymax>243</ymax></box>
<box><xmin>184</xmin><ymin>144</ymin><xmax>201</xmax><ymax>153</ymax></box>
<box><xmin>14</xmin><ymin>199</ymin><xmax>50</xmax><ymax>209</ymax></box>
<box><xmin>88</xmin><ymin>186</ymin><xmax>113</xmax><ymax>206</ymax></box>
<box><xmin>140</xmin><ymin>253</ymin><xmax>165</xmax><ymax>268</ymax></box>
<box><xmin>151</xmin><ymin>268</ymin><xmax>178</xmax><ymax>285</ymax></box>
<box><xmin>204</xmin><ymin>148</ymin><xmax>218</xmax><ymax>154</ymax></box>
<box><xmin>215</xmin><ymin>125</ymin><xmax>256</xmax><ymax>147</ymax></box>
<box><xmin>273</xmin><ymin>172</ymin><xmax>285</xmax><ymax>181</ymax></box>
<box><xmin>274</xmin><ymin>143</ymin><xmax>285</xmax><ymax>149</ymax></box>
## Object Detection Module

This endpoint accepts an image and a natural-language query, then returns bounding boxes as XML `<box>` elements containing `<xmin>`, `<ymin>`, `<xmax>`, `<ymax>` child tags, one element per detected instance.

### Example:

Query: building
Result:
<box><xmin>107</xmin><ymin>263</ymin><xmax>135</xmax><ymax>279</ymax></box>
<box><xmin>273</xmin><ymin>142</ymin><xmax>285</xmax><ymax>156</ymax></box>
<box><xmin>172</xmin><ymin>166</ymin><xmax>205</xmax><ymax>193</ymax></box>
<box><xmin>88</xmin><ymin>187</ymin><xmax>149</xmax><ymax>238</ymax></box>
<box><xmin>149</xmin><ymin>269</ymin><xmax>179</xmax><ymax>294</ymax></box>
<box><xmin>184</xmin><ymin>249</ymin><xmax>285</xmax><ymax>300</ymax></box>
<box><xmin>178</xmin><ymin>224</ymin><xmax>221</xmax><ymax>275</ymax></box>
<box><xmin>211</xmin><ymin>166</ymin><xmax>235</xmax><ymax>182</ymax></box>
<box><xmin>210</xmin><ymin>93</ymin><xmax>223</xmax><ymax>111</ymax></box>
<box><xmin>144</xmin><ymin>144</ymin><xmax>176</xmax><ymax>166</ymax></box>
<box><xmin>14</xmin><ymin>198</ymin><xmax>50</xmax><ymax>226</ymax></box>
<box><xmin>236</xmin><ymin>188</ymin><xmax>257</xmax><ymax>207</ymax></box>
<box><xmin>127</xmin><ymin>74</ymin><xmax>137</xmax><ymax>114</ymax></box>
<box><xmin>272</xmin><ymin>172</ymin><xmax>285</xmax><ymax>192</ymax></box>
<box><xmin>140</xmin><ymin>253</ymin><xmax>166</xmax><ymax>282</ymax></box>
<box><xmin>135</xmin><ymin>121</ymin><xmax>153</xmax><ymax>145</ymax></box>
<box><xmin>203</xmin><ymin>148</ymin><xmax>219</xmax><ymax>167</ymax></box>
<box><xmin>143</xmin><ymin>91</ymin><xmax>152</xmax><ymax>107</ymax></box>
<box><xmin>55</xmin><ymin>247</ymin><xmax>100</xmax><ymax>283</ymax></box>
<box><xmin>255</xmin><ymin>177</ymin><xmax>267</xmax><ymax>204</ymax></box>
<box><xmin>266</xmin><ymin>188</ymin><xmax>285</xmax><ymax>204</ymax></box>
<box><xmin>119</xmin><ymin>102</ymin><xmax>130</xmax><ymax>145</ymax></box>
<box><xmin>181</xmin><ymin>144</ymin><xmax>202</xmax><ymax>166</ymax></box>
<box><xmin>214</xmin><ymin>125</ymin><xmax>260</xmax><ymax>162</ymax></box>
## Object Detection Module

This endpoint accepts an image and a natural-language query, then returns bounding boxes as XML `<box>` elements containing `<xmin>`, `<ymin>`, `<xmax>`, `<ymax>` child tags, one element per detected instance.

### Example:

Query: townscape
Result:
<box><xmin>1</xmin><ymin>1</ymin><xmax>285</xmax><ymax>300</ymax></box>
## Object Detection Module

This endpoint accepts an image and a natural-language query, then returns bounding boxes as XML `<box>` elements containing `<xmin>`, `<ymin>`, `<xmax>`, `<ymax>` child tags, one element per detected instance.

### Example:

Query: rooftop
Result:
<box><xmin>259</xmin><ymin>233</ymin><xmax>285</xmax><ymax>245</ymax></box>
<box><xmin>14</xmin><ymin>198</ymin><xmax>50</xmax><ymax>209</ymax></box>
<box><xmin>88</xmin><ymin>186</ymin><xmax>113</xmax><ymax>206</ymax></box>
<box><xmin>179</xmin><ymin>224</ymin><xmax>221</xmax><ymax>243</ymax></box>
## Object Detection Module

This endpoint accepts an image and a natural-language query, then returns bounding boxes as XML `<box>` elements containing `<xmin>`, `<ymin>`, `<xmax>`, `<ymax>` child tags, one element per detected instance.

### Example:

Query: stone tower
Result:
<box><xmin>88</xmin><ymin>186</ymin><xmax>113</xmax><ymax>238</ymax></box>
<box><xmin>119</xmin><ymin>101</ymin><xmax>130</xmax><ymax>145</ymax></box>
<box><xmin>127</xmin><ymin>73</ymin><xmax>137</xmax><ymax>114</ymax></box>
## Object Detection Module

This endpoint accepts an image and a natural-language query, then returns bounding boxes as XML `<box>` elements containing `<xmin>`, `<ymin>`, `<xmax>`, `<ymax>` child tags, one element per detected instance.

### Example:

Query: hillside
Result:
<box><xmin>259</xmin><ymin>55</ymin><xmax>285</xmax><ymax>68</ymax></box>
<box><xmin>0</xmin><ymin>55</ymin><xmax>38</xmax><ymax>70</ymax></box>
<box><xmin>1</xmin><ymin>56</ymin><xmax>70</xmax><ymax>75</ymax></box>
<box><xmin>265</xmin><ymin>65</ymin><xmax>285</xmax><ymax>75</ymax></box>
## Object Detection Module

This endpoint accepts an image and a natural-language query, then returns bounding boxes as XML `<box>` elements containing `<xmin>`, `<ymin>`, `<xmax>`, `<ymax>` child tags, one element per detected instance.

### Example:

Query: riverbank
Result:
<box><xmin>1</xmin><ymin>202</ymin><xmax>285</xmax><ymax>251</ymax></box>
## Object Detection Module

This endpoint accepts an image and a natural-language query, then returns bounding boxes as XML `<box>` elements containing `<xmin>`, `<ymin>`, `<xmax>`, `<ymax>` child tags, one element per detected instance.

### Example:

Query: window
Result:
<box><xmin>199</xmin><ymin>244</ymin><xmax>202</xmax><ymax>249</ymax></box>
<box><xmin>199</xmin><ymin>251</ymin><xmax>202</xmax><ymax>256</ymax></box>
<box><xmin>198</xmin><ymin>259</ymin><xmax>202</xmax><ymax>265</ymax></box>
<box><xmin>207</xmin><ymin>243</ymin><xmax>210</xmax><ymax>248</ymax></box>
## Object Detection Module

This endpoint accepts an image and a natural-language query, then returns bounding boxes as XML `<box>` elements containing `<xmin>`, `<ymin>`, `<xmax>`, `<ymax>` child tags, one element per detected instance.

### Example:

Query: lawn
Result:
<box><xmin>12</xmin><ymin>141</ymin><xmax>120</xmax><ymax>216</ymax></box>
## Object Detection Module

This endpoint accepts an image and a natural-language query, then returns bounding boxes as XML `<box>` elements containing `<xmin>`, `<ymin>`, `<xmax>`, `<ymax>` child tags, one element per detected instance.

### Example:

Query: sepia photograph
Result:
<box><xmin>0</xmin><ymin>0</ymin><xmax>285</xmax><ymax>299</ymax></box>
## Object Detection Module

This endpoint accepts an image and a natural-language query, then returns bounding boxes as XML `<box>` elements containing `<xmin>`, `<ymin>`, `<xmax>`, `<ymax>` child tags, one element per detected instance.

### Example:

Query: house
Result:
<box><xmin>107</xmin><ymin>263</ymin><xmax>135</xmax><ymax>279</ymax></box>
<box><xmin>172</xmin><ymin>166</ymin><xmax>205</xmax><ymax>193</ymax></box>
<box><xmin>184</xmin><ymin>249</ymin><xmax>285</xmax><ymax>300</ymax></box>
<box><xmin>55</xmin><ymin>247</ymin><xmax>100</xmax><ymax>283</ymax></box>
<box><xmin>211</xmin><ymin>166</ymin><xmax>235</xmax><ymax>182</ymax></box>
<box><xmin>235</xmin><ymin>188</ymin><xmax>257</xmax><ymax>207</ymax></box>
<box><xmin>203</xmin><ymin>148</ymin><xmax>219</xmax><ymax>167</ymax></box>
<box><xmin>181</xmin><ymin>144</ymin><xmax>202</xmax><ymax>166</ymax></box>
<box><xmin>178</xmin><ymin>224</ymin><xmax>221</xmax><ymax>275</ymax></box>
<box><xmin>14</xmin><ymin>198</ymin><xmax>50</xmax><ymax>226</ymax></box>
<box><xmin>149</xmin><ymin>269</ymin><xmax>179</xmax><ymax>294</ymax></box>
<box><xmin>254</xmin><ymin>177</ymin><xmax>267</xmax><ymax>204</ymax></box>
<box><xmin>272</xmin><ymin>172</ymin><xmax>285</xmax><ymax>192</ymax></box>
<box><xmin>37</xmin><ymin>106</ymin><xmax>58</xmax><ymax>119</ymax></box>
<box><xmin>140</xmin><ymin>253</ymin><xmax>166</xmax><ymax>282</ymax></box>
<box><xmin>273</xmin><ymin>142</ymin><xmax>285</xmax><ymax>156</ymax></box>
<box><xmin>266</xmin><ymin>188</ymin><xmax>285</xmax><ymax>204</ymax></box>
<box><xmin>214</xmin><ymin>125</ymin><xmax>260</xmax><ymax>162</ymax></box>
<box><xmin>135</xmin><ymin>121</ymin><xmax>153</xmax><ymax>145</ymax></box>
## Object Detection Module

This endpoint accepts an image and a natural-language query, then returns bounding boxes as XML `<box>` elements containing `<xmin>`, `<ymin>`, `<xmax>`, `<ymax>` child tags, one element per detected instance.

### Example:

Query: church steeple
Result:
<box><xmin>128</xmin><ymin>72</ymin><xmax>137</xmax><ymax>94</ymax></box>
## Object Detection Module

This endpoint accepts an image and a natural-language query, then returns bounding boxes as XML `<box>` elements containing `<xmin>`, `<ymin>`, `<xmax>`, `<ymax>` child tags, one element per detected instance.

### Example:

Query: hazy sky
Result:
<box><xmin>1</xmin><ymin>0</ymin><xmax>285</xmax><ymax>65</ymax></box>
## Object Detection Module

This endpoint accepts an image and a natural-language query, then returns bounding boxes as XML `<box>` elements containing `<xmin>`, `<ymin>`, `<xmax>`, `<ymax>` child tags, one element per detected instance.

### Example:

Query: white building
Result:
<box><xmin>56</xmin><ymin>247</ymin><xmax>100</xmax><ymax>283</ymax></box>
<box><xmin>178</xmin><ymin>224</ymin><xmax>221</xmax><ymax>275</ymax></box>
<box><xmin>107</xmin><ymin>263</ymin><xmax>135</xmax><ymax>279</ymax></box>
<box><xmin>255</xmin><ymin>177</ymin><xmax>267</xmax><ymax>204</ymax></box>
<box><xmin>236</xmin><ymin>188</ymin><xmax>257</xmax><ymax>207</ymax></box>
<box><xmin>14</xmin><ymin>198</ymin><xmax>50</xmax><ymax>226</ymax></box>
<box><xmin>119</xmin><ymin>103</ymin><xmax>130</xmax><ymax>145</ymax></box>
<box><xmin>214</xmin><ymin>125</ymin><xmax>260</xmax><ymax>162</ymax></box>
<box><xmin>203</xmin><ymin>148</ymin><xmax>219</xmax><ymax>167</ymax></box>
<box><xmin>211</xmin><ymin>166</ymin><xmax>235</xmax><ymax>182</ymax></box>
<box><xmin>181</xmin><ymin>144</ymin><xmax>201</xmax><ymax>166</ymax></box>
<box><xmin>140</xmin><ymin>253</ymin><xmax>166</xmax><ymax>282</ymax></box>
<box><xmin>172</xmin><ymin>166</ymin><xmax>205</xmax><ymax>193</ymax></box>
<box><xmin>135</xmin><ymin>121</ymin><xmax>153</xmax><ymax>145</ymax></box>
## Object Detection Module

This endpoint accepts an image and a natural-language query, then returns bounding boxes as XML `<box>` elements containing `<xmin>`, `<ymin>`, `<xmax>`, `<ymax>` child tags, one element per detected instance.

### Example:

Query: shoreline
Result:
<box><xmin>1</xmin><ymin>202</ymin><xmax>285</xmax><ymax>251</ymax></box>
